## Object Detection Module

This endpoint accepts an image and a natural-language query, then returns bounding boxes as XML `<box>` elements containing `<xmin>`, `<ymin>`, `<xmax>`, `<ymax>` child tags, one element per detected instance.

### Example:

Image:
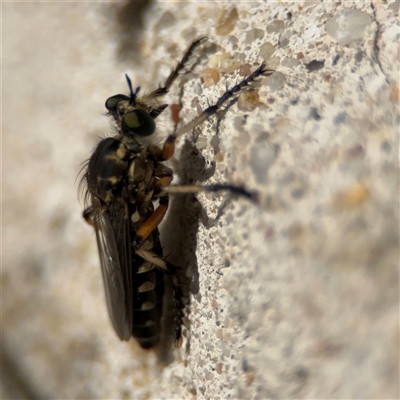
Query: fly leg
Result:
<box><xmin>173</xmin><ymin>61</ymin><xmax>274</xmax><ymax>138</ymax></box>
<box><xmin>133</xmin><ymin>197</ymin><xmax>169</xmax><ymax>250</ymax></box>
<box><xmin>147</xmin><ymin>37</ymin><xmax>208</xmax><ymax>100</ymax></box>
<box><xmin>152</xmin><ymin>143</ymin><xmax>259</xmax><ymax>202</ymax></box>
<box><xmin>133</xmin><ymin>163</ymin><xmax>174</xmax><ymax>249</ymax></box>
<box><xmin>134</xmin><ymin>134</ymin><xmax>190</xmax><ymax>251</ymax></box>
<box><xmin>158</xmin><ymin>62</ymin><xmax>274</xmax><ymax>188</ymax></box>
<box><xmin>147</xmin><ymin>37</ymin><xmax>208</xmax><ymax>119</ymax></box>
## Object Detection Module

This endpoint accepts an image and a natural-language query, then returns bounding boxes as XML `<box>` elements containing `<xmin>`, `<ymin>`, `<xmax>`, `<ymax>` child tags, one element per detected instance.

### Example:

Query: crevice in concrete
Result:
<box><xmin>370</xmin><ymin>2</ymin><xmax>390</xmax><ymax>84</ymax></box>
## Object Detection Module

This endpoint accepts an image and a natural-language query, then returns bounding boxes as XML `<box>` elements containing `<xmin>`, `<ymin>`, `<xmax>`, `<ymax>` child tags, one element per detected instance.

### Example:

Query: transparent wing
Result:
<box><xmin>94</xmin><ymin>204</ymin><xmax>133</xmax><ymax>340</ymax></box>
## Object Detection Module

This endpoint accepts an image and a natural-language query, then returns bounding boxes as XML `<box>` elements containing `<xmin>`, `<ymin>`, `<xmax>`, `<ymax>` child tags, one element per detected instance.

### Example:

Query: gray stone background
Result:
<box><xmin>2</xmin><ymin>1</ymin><xmax>399</xmax><ymax>399</ymax></box>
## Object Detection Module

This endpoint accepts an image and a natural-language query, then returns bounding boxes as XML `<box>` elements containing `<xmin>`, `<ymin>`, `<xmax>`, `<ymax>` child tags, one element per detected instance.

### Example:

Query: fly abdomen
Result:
<box><xmin>131</xmin><ymin>259</ymin><xmax>164</xmax><ymax>348</ymax></box>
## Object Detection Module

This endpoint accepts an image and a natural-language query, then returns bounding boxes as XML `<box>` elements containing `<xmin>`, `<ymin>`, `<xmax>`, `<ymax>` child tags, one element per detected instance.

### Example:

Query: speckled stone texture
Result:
<box><xmin>3</xmin><ymin>1</ymin><xmax>399</xmax><ymax>399</ymax></box>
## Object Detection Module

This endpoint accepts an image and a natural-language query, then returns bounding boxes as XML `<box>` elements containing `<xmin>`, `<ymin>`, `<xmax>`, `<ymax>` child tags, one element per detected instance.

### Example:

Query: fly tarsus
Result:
<box><xmin>148</xmin><ymin>36</ymin><xmax>208</xmax><ymax>99</ymax></box>
<box><xmin>174</xmin><ymin>61</ymin><xmax>274</xmax><ymax>139</ymax></box>
<box><xmin>215</xmin><ymin>61</ymin><xmax>274</xmax><ymax>109</ymax></box>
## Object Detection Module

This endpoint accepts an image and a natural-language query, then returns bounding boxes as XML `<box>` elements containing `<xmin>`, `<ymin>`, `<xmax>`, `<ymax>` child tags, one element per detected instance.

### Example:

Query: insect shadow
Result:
<box><xmin>156</xmin><ymin>129</ymin><xmax>216</xmax><ymax>363</ymax></box>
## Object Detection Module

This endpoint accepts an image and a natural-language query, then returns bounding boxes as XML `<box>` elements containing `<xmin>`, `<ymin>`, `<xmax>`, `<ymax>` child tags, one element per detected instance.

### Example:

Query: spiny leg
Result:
<box><xmin>147</xmin><ymin>36</ymin><xmax>208</xmax><ymax>100</ymax></box>
<box><xmin>215</xmin><ymin>96</ymin><xmax>239</xmax><ymax>139</ymax></box>
<box><xmin>150</xmin><ymin>104</ymin><xmax>168</xmax><ymax>119</ymax></box>
<box><xmin>134</xmin><ymin>196</ymin><xmax>169</xmax><ymax>249</ymax></box>
<box><xmin>134</xmin><ymin>163</ymin><xmax>176</xmax><ymax>247</ymax></box>
<box><xmin>154</xmin><ymin>64</ymin><xmax>273</xmax><ymax>202</ymax></box>
<box><xmin>158</xmin><ymin>62</ymin><xmax>274</xmax><ymax>163</ymax></box>
<box><xmin>174</xmin><ymin>61</ymin><xmax>274</xmax><ymax>138</ymax></box>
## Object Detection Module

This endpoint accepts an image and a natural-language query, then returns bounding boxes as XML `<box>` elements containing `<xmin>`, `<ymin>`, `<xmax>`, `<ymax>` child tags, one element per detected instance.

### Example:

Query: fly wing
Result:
<box><xmin>93</xmin><ymin>201</ymin><xmax>133</xmax><ymax>340</ymax></box>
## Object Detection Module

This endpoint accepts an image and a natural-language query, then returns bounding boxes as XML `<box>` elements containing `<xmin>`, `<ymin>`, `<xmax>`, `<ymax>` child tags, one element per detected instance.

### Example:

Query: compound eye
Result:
<box><xmin>105</xmin><ymin>94</ymin><xmax>130</xmax><ymax>111</ymax></box>
<box><xmin>122</xmin><ymin>110</ymin><xmax>156</xmax><ymax>137</ymax></box>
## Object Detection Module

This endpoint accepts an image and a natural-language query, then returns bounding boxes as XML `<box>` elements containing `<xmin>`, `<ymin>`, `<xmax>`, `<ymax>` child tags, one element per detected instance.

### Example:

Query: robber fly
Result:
<box><xmin>80</xmin><ymin>37</ymin><xmax>273</xmax><ymax>349</ymax></box>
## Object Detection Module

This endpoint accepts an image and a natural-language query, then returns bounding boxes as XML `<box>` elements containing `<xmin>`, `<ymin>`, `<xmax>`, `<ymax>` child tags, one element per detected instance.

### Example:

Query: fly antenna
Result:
<box><xmin>125</xmin><ymin>74</ymin><xmax>140</xmax><ymax>105</ymax></box>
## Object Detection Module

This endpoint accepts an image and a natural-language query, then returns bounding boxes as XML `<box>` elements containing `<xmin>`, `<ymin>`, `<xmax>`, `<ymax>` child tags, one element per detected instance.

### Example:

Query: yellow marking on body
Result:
<box><xmin>138</xmin><ymin>281</ymin><xmax>156</xmax><ymax>292</ymax></box>
<box><xmin>98</xmin><ymin>176</ymin><xmax>119</xmax><ymax>185</ymax></box>
<box><xmin>141</xmin><ymin>301</ymin><xmax>154</xmax><ymax>310</ymax></box>
<box><xmin>136</xmin><ymin>249</ymin><xmax>167</xmax><ymax>269</ymax></box>
<box><xmin>131</xmin><ymin>210</ymin><xmax>140</xmax><ymax>223</ymax></box>
<box><xmin>128</xmin><ymin>158</ymin><xmax>146</xmax><ymax>182</ymax></box>
<box><xmin>116</xmin><ymin>143</ymin><xmax>128</xmax><ymax>159</ymax></box>
<box><xmin>138</xmin><ymin>262</ymin><xmax>155</xmax><ymax>273</ymax></box>
<box><xmin>102</xmin><ymin>153</ymin><xmax>120</xmax><ymax>162</ymax></box>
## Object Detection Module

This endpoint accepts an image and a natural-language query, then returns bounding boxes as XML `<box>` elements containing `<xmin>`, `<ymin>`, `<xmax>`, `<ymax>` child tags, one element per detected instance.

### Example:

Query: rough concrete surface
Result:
<box><xmin>2</xmin><ymin>1</ymin><xmax>399</xmax><ymax>399</ymax></box>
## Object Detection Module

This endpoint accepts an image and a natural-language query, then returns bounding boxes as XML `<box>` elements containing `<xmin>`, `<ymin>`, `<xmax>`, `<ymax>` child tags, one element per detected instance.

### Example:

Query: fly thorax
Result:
<box><xmin>127</xmin><ymin>153</ymin><xmax>156</xmax><ymax>201</ymax></box>
<box><xmin>87</xmin><ymin>137</ymin><xmax>130</xmax><ymax>204</ymax></box>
